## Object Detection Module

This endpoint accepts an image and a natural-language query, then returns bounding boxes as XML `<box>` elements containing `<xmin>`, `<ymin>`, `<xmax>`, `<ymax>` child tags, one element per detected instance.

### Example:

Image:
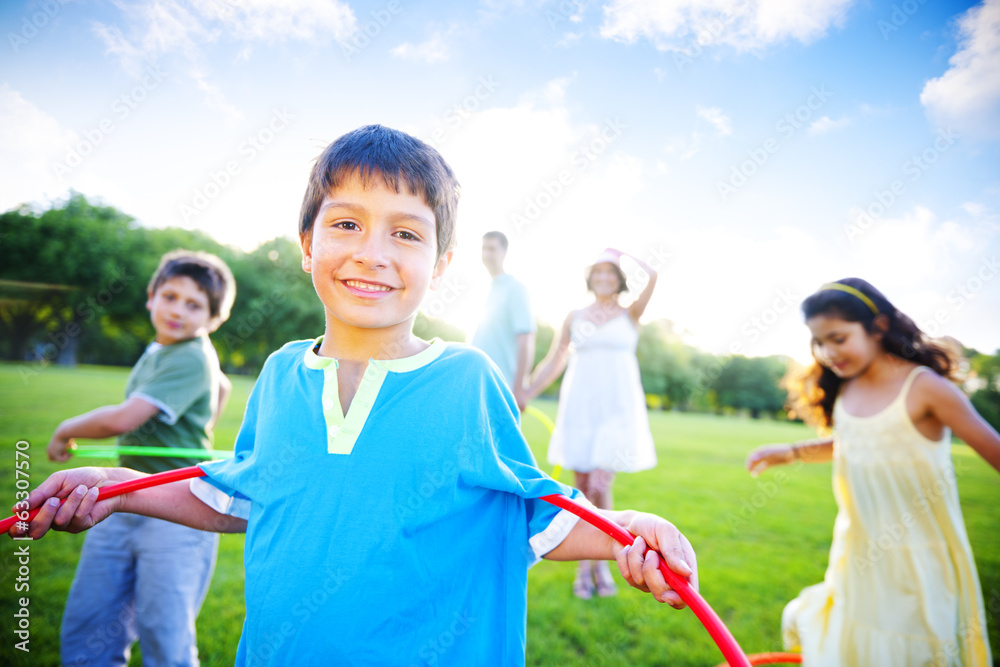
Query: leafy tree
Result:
<box><xmin>710</xmin><ymin>355</ymin><xmax>788</xmax><ymax>418</ymax></box>
<box><xmin>0</xmin><ymin>193</ymin><xmax>147</xmax><ymax>364</ymax></box>
<box><xmin>217</xmin><ymin>238</ymin><xmax>321</xmax><ymax>372</ymax></box>
<box><xmin>967</xmin><ymin>348</ymin><xmax>1000</xmax><ymax>432</ymax></box>
<box><xmin>636</xmin><ymin>320</ymin><xmax>700</xmax><ymax>410</ymax></box>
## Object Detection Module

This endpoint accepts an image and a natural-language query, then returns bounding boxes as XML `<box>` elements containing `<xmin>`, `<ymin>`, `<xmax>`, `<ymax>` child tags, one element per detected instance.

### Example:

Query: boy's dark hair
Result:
<box><xmin>786</xmin><ymin>277</ymin><xmax>959</xmax><ymax>430</ymax></box>
<box><xmin>482</xmin><ymin>231</ymin><xmax>508</xmax><ymax>251</ymax></box>
<box><xmin>147</xmin><ymin>250</ymin><xmax>236</xmax><ymax>324</ymax></box>
<box><xmin>299</xmin><ymin>125</ymin><xmax>460</xmax><ymax>258</ymax></box>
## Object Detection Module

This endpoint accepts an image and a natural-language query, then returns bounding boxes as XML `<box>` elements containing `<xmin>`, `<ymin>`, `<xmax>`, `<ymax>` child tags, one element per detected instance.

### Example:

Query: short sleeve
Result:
<box><xmin>468</xmin><ymin>358</ymin><xmax>581</xmax><ymax>563</ymax></box>
<box><xmin>493</xmin><ymin>428</ymin><xmax>584</xmax><ymax>564</ymax></box>
<box><xmin>191</xmin><ymin>358</ymin><xmax>265</xmax><ymax>518</ymax></box>
<box><xmin>508</xmin><ymin>280</ymin><xmax>536</xmax><ymax>335</ymax></box>
<box><xmin>131</xmin><ymin>344</ymin><xmax>211</xmax><ymax>425</ymax></box>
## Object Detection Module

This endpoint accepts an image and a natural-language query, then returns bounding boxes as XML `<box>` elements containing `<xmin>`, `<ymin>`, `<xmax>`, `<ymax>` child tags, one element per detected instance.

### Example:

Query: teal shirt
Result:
<box><xmin>471</xmin><ymin>273</ymin><xmax>535</xmax><ymax>387</ymax></box>
<box><xmin>193</xmin><ymin>339</ymin><xmax>581</xmax><ymax>666</ymax></box>
<box><xmin>119</xmin><ymin>335</ymin><xmax>220</xmax><ymax>474</ymax></box>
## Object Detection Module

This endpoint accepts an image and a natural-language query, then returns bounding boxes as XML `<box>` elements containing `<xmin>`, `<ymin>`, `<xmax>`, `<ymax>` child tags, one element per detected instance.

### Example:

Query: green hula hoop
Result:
<box><xmin>71</xmin><ymin>445</ymin><xmax>234</xmax><ymax>460</ymax></box>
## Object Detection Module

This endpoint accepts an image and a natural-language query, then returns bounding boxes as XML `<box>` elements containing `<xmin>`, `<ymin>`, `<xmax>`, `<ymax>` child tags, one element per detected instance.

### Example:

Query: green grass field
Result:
<box><xmin>0</xmin><ymin>362</ymin><xmax>997</xmax><ymax>666</ymax></box>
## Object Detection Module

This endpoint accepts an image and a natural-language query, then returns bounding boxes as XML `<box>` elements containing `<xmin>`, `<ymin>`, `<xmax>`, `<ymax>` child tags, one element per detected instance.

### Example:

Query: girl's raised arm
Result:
<box><xmin>623</xmin><ymin>251</ymin><xmax>658</xmax><ymax>324</ymax></box>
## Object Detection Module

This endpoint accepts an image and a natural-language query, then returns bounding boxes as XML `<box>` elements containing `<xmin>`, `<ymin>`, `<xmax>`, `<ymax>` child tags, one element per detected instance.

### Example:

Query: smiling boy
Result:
<box><xmin>16</xmin><ymin>126</ymin><xmax>695</xmax><ymax>666</ymax></box>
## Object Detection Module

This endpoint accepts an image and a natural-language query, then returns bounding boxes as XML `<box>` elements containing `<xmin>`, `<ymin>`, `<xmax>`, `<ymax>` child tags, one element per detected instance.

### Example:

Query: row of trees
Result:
<box><xmin>0</xmin><ymin>193</ymin><xmax>466</xmax><ymax>372</ymax></box>
<box><xmin>1</xmin><ymin>193</ymin><xmax>322</xmax><ymax>373</ymax></box>
<box><xmin>3</xmin><ymin>194</ymin><xmax>998</xmax><ymax>427</ymax></box>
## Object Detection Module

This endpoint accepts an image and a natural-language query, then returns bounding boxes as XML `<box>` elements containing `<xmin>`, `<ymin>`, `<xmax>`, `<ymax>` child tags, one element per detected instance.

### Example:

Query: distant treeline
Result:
<box><xmin>0</xmin><ymin>193</ymin><xmax>454</xmax><ymax>374</ymax></box>
<box><xmin>3</xmin><ymin>194</ymin><xmax>997</xmax><ymax>426</ymax></box>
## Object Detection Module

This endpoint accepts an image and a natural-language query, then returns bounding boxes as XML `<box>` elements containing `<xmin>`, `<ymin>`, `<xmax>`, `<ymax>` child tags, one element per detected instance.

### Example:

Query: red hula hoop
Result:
<box><xmin>4</xmin><ymin>468</ymin><xmax>754</xmax><ymax>666</ymax></box>
<box><xmin>1</xmin><ymin>465</ymin><xmax>207</xmax><ymax>533</ymax></box>
<box><xmin>540</xmin><ymin>494</ymin><xmax>751</xmax><ymax>667</ymax></box>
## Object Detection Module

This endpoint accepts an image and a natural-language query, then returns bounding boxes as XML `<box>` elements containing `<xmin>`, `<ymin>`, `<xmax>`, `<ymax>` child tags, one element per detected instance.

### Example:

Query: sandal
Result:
<box><xmin>573</xmin><ymin>562</ymin><xmax>595</xmax><ymax>600</ymax></box>
<box><xmin>594</xmin><ymin>562</ymin><xmax>618</xmax><ymax>598</ymax></box>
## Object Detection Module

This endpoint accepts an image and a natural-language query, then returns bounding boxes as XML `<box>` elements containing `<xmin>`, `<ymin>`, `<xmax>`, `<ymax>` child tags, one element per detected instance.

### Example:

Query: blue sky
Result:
<box><xmin>2</xmin><ymin>0</ymin><xmax>998</xmax><ymax>362</ymax></box>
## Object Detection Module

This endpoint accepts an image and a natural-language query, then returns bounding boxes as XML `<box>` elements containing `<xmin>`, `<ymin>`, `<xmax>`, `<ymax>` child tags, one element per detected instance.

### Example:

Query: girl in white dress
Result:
<box><xmin>527</xmin><ymin>248</ymin><xmax>658</xmax><ymax>598</ymax></box>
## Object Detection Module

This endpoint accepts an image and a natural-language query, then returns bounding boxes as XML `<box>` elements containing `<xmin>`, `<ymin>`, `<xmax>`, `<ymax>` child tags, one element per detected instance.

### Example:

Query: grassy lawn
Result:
<box><xmin>0</xmin><ymin>362</ymin><xmax>997</xmax><ymax>666</ymax></box>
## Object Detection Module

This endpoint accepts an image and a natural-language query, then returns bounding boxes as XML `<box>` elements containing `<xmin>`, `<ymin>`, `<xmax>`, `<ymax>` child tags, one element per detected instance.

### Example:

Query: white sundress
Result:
<box><xmin>546</xmin><ymin>312</ymin><xmax>657</xmax><ymax>473</ymax></box>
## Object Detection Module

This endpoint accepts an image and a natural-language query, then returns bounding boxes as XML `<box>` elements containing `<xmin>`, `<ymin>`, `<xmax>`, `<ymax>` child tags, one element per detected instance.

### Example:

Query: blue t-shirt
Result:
<box><xmin>193</xmin><ymin>339</ymin><xmax>580</xmax><ymax>666</ymax></box>
<box><xmin>471</xmin><ymin>274</ymin><xmax>535</xmax><ymax>388</ymax></box>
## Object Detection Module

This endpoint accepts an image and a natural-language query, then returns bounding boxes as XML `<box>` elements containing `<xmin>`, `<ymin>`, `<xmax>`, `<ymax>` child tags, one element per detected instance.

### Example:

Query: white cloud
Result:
<box><xmin>599</xmin><ymin>0</ymin><xmax>854</xmax><ymax>52</ymax></box>
<box><xmin>556</xmin><ymin>31</ymin><xmax>585</xmax><ymax>47</ymax></box>
<box><xmin>91</xmin><ymin>22</ymin><xmax>150</xmax><ymax>79</ymax></box>
<box><xmin>191</xmin><ymin>68</ymin><xmax>243</xmax><ymax>123</ymax></box>
<box><xmin>391</xmin><ymin>33</ymin><xmax>451</xmax><ymax>63</ymax></box>
<box><xmin>93</xmin><ymin>0</ymin><xmax>356</xmax><ymax>119</ymax></box>
<box><xmin>848</xmin><ymin>206</ymin><xmax>979</xmax><ymax>279</ymax></box>
<box><xmin>663</xmin><ymin>132</ymin><xmax>702</xmax><ymax>161</ymax></box>
<box><xmin>858</xmin><ymin>102</ymin><xmax>896</xmax><ymax>117</ymax></box>
<box><xmin>0</xmin><ymin>85</ymin><xmax>77</xmax><ymax>211</ymax></box>
<box><xmin>845</xmin><ymin>205</ymin><xmax>1000</xmax><ymax>348</ymax></box>
<box><xmin>962</xmin><ymin>201</ymin><xmax>987</xmax><ymax>217</ymax></box>
<box><xmin>414</xmin><ymin>77</ymin><xmax>651</xmax><ymax>334</ymax></box>
<box><xmin>921</xmin><ymin>0</ymin><xmax>1000</xmax><ymax>140</ymax></box>
<box><xmin>808</xmin><ymin>115</ymin><xmax>851</xmax><ymax>135</ymax></box>
<box><xmin>697</xmin><ymin>106</ymin><xmax>732</xmax><ymax>136</ymax></box>
<box><xmin>661</xmin><ymin>106</ymin><xmax>731</xmax><ymax>161</ymax></box>
<box><xmin>199</xmin><ymin>0</ymin><xmax>355</xmax><ymax>43</ymax></box>
<box><xmin>657</xmin><ymin>223</ymin><xmax>838</xmax><ymax>359</ymax></box>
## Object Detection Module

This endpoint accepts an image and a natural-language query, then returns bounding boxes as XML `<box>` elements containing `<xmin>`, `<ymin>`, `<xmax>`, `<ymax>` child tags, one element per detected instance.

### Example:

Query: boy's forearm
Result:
<box><xmin>57</xmin><ymin>406</ymin><xmax>133</xmax><ymax>440</ymax></box>
<box><xmin>57</xmin><ymin>397</ymin><xmax>159</xmax><ymax>440</ymax></box>
<box><xmin>120</xmin><ymin>479</ymin><xmax>247</xmax><ymax>533</ymax></box>
<box><xmin>543</xmin><ymin>508</ymin><xmax>634</xmax><ymax>561</ymax></box>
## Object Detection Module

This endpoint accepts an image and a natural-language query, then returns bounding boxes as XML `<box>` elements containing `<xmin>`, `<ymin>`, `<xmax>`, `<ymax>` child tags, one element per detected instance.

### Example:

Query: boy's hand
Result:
<box><xmin>615</xmin><ymin>512</ymin><xmax>697</xmax><ymax>609</ymax></box>
<box><xmin>745</xmin><ymin>444</ymin><xmax>794</xmax><ymax>477</ymax></box>
<box><xmin>47</xmin><ymin>433</ymin><xmax>75</xmax><ymax>462</ymax></box>
<box><xmin>7</xmin><ymin>467</ymin><xmax>125</xmax><ymax>540</ymax></box>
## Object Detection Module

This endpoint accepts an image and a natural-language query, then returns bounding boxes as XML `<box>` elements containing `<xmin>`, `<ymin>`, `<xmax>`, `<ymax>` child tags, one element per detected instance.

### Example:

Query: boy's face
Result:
<box><xmin>146</xmin><ymin>276</ymin><xmax>214</xmax><ymax>345</ymax></box>
<box><xmin>301</xmin><ymin>173</ymin><xmax>452</xmax><ymax>341</ymax></box>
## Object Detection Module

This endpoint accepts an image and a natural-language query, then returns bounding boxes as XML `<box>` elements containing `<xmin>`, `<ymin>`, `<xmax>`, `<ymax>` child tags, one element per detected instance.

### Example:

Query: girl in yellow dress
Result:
<box><xmin>746</xmin><ymin>278</ymin><xmax>999</xmax><ymax>666</ymax></box>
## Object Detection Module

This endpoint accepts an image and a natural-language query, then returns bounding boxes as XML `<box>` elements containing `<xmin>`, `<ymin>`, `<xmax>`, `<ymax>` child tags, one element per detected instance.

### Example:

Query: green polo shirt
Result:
<box><xmin>119</xmin><ymin>335</ymin><xmax>219</xmax><ymax>474</ymax></box>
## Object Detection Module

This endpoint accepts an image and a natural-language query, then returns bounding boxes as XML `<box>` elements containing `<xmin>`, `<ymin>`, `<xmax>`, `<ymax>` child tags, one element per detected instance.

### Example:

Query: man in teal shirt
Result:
<box><xmin>472</xmin><ymin>231</ymin><xmax>535</xmax><ymax>410</ymax></box>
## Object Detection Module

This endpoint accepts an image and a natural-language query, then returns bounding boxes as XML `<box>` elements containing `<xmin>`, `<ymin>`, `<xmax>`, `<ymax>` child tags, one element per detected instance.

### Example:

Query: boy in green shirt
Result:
<box><xmin>46</xmin><ymin>249</ymin><xmax>236</xmax><ymax>667</ymax></box>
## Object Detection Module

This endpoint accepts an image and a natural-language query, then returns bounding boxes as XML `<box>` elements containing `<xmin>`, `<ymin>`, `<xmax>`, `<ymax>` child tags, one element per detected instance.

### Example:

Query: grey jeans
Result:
<box><xmin>60</xmin><ymin>512</ymin><xmax>220</xmax><ymax>667</ymax></box>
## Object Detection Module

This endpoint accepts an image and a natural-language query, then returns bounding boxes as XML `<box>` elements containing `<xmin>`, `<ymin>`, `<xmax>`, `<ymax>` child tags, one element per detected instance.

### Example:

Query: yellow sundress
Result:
<box><xmin>782</xmin><ymin>366</ymin><xmax>992</xmax><ymax>666</ymax></box>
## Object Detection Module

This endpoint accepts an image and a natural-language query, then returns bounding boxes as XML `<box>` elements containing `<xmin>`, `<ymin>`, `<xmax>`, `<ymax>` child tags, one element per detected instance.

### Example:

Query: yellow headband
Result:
<box><xmin>820</xmin><ymin>282</ymin><xmax>878</xmax><ymax>315</ymax></box>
